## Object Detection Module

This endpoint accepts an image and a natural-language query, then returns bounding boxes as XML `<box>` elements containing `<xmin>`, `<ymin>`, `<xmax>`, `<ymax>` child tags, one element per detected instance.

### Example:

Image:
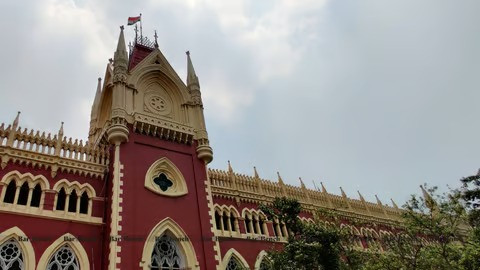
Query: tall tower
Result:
<box><xmin>89</xmin><ymin>26</ymin><xmax>216</xmax><ymax>269</ymax></box>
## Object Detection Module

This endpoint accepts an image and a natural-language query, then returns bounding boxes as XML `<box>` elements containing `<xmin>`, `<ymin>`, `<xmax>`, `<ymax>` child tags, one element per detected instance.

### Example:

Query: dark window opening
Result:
<box><xmin>215</xmin><ymin>211</ymin><xmax>221</xmax><ymax>230</ymax></box>
<box><xmin>30</xmin><ymin>184</ymin><xmax>42</xmax><ymax>207</ymax></box>
<box><xmin>79</xmin><ymin>191</ymin><xmax>89</xmax><ymax>214</ymax></box>
<box><xmin>68</xmin><ymin>190</ymin><xmax>78</xmax><ymax>213</ymax></box>
<box><xmin>17</xmin><ymin>182</ymin><xmax>29</xmax><ymax>205</ymax></box>
<box><xmin>56</xmin><ymin>188</ymin><xmax>66</xmax><ymax>211</ymax></box>
<box><xmin>230</xmin><ymin>215</ymin><xmax>236</xmax><ymax>231</ymax></box>
<box><xmin>245</xmin><ymin>217</ymin><xmax>251</xmax><ymax>233</ymax></box>
<box><xmin>259</xmin><ymin>218</ymin><xmax>265</xmax><ymax>235</ymax></box>
<box><xmin>3</xmin><ymin>181</ymin><xmax>16</xmax><ymax>204</ymax></box>
<box><xmin>222</xmin><ymin>213</ymin><xmax>229</xmax><ymax>231</ymax></box>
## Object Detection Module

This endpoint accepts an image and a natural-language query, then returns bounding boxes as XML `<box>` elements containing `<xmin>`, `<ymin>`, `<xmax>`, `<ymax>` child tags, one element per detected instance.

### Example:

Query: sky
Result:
<box><xmin>1</xmin><ymin>0</ymin><xmax>479</xmax><ymax>206</ymax></box>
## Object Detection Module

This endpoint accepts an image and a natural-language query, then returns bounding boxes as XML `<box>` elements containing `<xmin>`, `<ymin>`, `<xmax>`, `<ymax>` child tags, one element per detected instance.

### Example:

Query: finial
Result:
<box><xmin>312</xmin><ymin>180</ymin><xmax>319</xmax><ymax>191</ymax></box>
<box><xmin>340</xmin><ymin>187</ymin><xmax>347</xmax><ymax>198</ymax></box>
<box><xmin>277</xmin><ymin>172</ymin><xmax>284</xmax><ymax>185</ymax></box>
<box><xmin>420</xmin><ymin>184</ymin><xmax>436</xmax><ymax>209</ymax></box>
<box><xmin>375</xmin><ymin>195</ymin><xmax>382</xmax><ymax>205</ymax></box>
<box><xmin>228</xmin><ymin>160</ymin><xmax>233</xmax><ymax>173</ymax></box>
<box><xmin>390</xmin><ymin>198</ymin><xmax>399</xmax><ymax>209</ymax></box>
<box><xmin>320</xmin><ymin>182</ymin><xmax>327</xmax><ymax>193</ymax></box>
<box><xmin>98</xmin><ymin>77</ymin><xmax>101</xmax><ymax>82</ymax></box>
<box><xmin>299</xmin><ymin>177</ymin><xmax>305</xmax><ymax>189</ymax></box>
<box><xmin>186</xmin><ymin>50</ymin><xmax>199</xmax><ymax>87</ymax></box>
<box><xmin>120</xmin><ymin>25</ymin><xmax>124</xmax><ymax>31</ymax></box>
<box><xmin>59</xmin><ymin>122</ymin><xmax>64</xmax><ymax>135</ymax></box>
<box><xmin>12</xmin><ymin>111</ymin><xmax>21</xmax><ymax>127</ymax></box>
<box><xmin>357</xmin><ymin>190</ymin><xmax>365</xmax><ymax>201</ymax></box>
<box><xmin>154</xmin><ymin>30</ymin><xmax>158</xmax><ymax>48</ymax></box>
<box><xmin>253</xmin><ymin>166</ymin><xmax>259</xmax><ymax>178</ymax></box>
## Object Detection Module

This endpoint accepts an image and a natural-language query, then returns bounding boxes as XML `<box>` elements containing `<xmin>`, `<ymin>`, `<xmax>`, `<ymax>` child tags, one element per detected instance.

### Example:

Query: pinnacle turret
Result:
<box><xmin>113</xmin><ymin>26</ymin><xmax>128</xmax><ymax>84</ymax></box>
<box><xmin>90</xmin><ymin>78</ymin><xmax>102</xmax><ymax>119</ymax></box>
<box><xmin>186</xmin><ymin>51</ymin><xmax>199</xmax><ymax>87</ymax></box>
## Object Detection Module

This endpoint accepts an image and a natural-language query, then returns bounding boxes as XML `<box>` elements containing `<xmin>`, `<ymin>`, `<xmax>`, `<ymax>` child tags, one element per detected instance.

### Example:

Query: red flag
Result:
<box><xmin>127</xmin><ymin>16</ymin><xmax>141</xmax><ymax>25</ymax></box>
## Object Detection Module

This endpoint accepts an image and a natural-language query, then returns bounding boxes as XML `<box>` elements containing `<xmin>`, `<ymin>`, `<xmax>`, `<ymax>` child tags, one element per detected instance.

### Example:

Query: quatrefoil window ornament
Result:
<box><xmin>145</xmin><ymin>157</ymin><xmax>188</xmax><ymax>197</ymax></box>
<box><xmin>153</xmin><ymin>173</ymin><xmax>173</xmax><ymax>191</ymax></box>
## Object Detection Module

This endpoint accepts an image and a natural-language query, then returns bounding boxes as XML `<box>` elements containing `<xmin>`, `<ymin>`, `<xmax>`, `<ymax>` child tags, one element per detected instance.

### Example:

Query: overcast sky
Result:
<box><xmin>1</xmin><ymin>0</ymin><xmax>479</xmax><ymax>206</ymax></box>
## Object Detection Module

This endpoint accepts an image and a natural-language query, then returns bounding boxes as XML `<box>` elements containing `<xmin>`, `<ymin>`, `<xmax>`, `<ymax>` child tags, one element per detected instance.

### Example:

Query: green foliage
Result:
<box><xmin>260</xmin><ymin>197</ymin><xmax>342</xmax><ymax>270</ymax></box>
<box><xmin>260</xmin><ymin>170</ymin><xmax>480</xmax><ymax>270</ymax></box>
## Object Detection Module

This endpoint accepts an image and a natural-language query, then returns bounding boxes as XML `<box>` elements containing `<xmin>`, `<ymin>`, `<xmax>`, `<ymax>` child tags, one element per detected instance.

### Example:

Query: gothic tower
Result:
<box><xmin>89</xmin><ymin>26</ymin><xmax>216</xmax><ymax>269</ymax></box>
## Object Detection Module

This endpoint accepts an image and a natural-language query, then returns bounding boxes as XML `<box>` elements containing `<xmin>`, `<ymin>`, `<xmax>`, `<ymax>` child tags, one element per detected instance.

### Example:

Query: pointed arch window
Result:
<box><xmin>16</xmin><ymin>182</ymin><xmax>29</xmax><ymax>206</ymax></box>
<box><xmin>226</xmin><ymin>256</ymin><xmax>242</xmax><ymax>270</ymax></box>
<box><xmin>3</xmin><ymin>181</ymin><xmax>16</xmax><ymax>204</ymax></box>
<box><xmin>56</xmin><ymin>188</ymin><xmax>66</xmax><ymax>211</ymax></box>
<box><xmin>151</xmin><ymin>234</ymin><xmax>184</xmax><ymax>270</ymax></box>
<box><xmin>30</xmin><ymin>184</ymin><xmax>42</xmax><ymax>207</ymax></box>
<box><xmin>46</xmin><ymin>245</ymin><xmax>80</xmax><ymax>270</ymax></box>
<box><xmin>0</xmin><ymin>238</ymin><xmax>24</xmax><ymax>270</ymax></box>
<box><xmin>68</xmin><ymin>190</ymin><xmax>78</xmax><ymax>213</ymax></box>
<box><xmin>79</xmin><ymin>192</ymin><xmax>89</xmax><ymax>214</ymax></box>
<box><xmin>215</xmin><ymin>211</ymin><xmax>221</xmax><ymax>230</ymax></box>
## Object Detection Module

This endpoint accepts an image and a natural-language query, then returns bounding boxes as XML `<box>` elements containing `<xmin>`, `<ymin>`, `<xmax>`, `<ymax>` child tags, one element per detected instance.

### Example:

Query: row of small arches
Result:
<box><xmin>0</xmin><ymin>171</ymin><xmax>95</xmax><ymax>216</ymax></box>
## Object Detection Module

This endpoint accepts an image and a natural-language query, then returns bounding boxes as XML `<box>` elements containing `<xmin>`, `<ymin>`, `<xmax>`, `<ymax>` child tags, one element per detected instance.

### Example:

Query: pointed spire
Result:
<box><xmin>375</xmin><ymin>195</ymin><xmax>383</xmax><ymax>205</ymax></box>
<box><xmin>320</xmin><ymin>182</ymin><xmax>327</xmax><ymax>193</ymax></box>
<box><xmin>390</xmin><ymin>198</ymin><xmax>399</xmax><ymax>209</ymax></box>
<box><xmin>253</xmin><ymin>166</ymin><xmax>259</xmax><ymax>178</ymax></box>
<box><xmin>91</xmin><ymin>78</ymin><xmax>102</xmax><ymax>118</ymax></box>
<box><xmin>12</xmin><ymin>111</ymin><xmax>20</xmax><ymax>129</ymax></box>
<box><xmin>340</xmin><ymin>187</ymin><xmax>347</xmax><ymax>198</ymax></box>
<box><xmin>113</xmin><ymin>26</ymin><xmax>128</xmax><ymax>83</ymax></box>
<box><xmin>277</xmin><ymin>172</ymin><xmax>284</xmax><ymax>185</ymax></box>
<box><xmin>420</xmin><ymin>185</ymin><xmax>436</xmax><ymax>209</ymax></box>
<box><xmin>299</xmin><ymin>177</ymin><xmax>306</xmax><ymax>189</ymax></box>
<box><xmin>357</xmin><ymin>190</ymin><xmax>365</xmax><ymax>202</ymax></box>
<box><xmin>116</xmin><ymin>25</ymin><xmax>127</xmax><ymax>53</ymax></box>
<box><xmin>186</xmin><ymin>51</ymin><xmax>199</xmax><ymax>87</ymax></box>
<box><xmin>312</xmin><ymin>180</ymin><xmax>319</xmax><ymax>191</ymax></box>
<box><xmin>58</xmin><ymin>122</ymin><xmax>64</xmax><ymax>136</ymax></box>
<box><xmin>228</xmin><ymin>160</ymin><xmax>233</xmax><ymax>173</ymax></box>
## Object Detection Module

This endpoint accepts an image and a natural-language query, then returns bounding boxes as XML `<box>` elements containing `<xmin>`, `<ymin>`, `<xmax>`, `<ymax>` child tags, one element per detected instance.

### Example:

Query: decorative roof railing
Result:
<box><xmin>208</xmin><ymin>165</ymin><xmax>403</xmax><ymax>224</ymax></box>
<box><xmin>0</xmin><ymin>113</ymin><xmax>109</xmax><ymax>179</ymax></box>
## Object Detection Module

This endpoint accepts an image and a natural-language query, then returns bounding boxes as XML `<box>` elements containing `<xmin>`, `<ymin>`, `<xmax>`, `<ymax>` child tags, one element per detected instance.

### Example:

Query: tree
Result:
<box><xmin>260</xmin><ymin>197</ymin><xmax>343</xmax><ymax>270</ymax></box>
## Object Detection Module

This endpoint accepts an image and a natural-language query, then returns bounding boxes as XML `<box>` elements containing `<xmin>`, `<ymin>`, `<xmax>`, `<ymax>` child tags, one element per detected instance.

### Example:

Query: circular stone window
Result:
<box><xmin>145</xmin><ymin>93</ymin><xmax>172</xmax><ymax>115</ymax></box>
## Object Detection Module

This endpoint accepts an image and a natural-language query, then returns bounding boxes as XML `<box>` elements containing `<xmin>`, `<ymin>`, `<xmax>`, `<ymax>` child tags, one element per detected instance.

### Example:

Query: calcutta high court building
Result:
<box><xmin>0</xmin><ymin>26</ymin><xmax>403</xmax><ymax>269</ymax></box>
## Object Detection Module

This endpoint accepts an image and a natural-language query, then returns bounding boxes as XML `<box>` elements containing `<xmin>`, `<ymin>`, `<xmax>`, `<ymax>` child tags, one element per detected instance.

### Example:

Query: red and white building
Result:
<box><xmin>0</xmin><ymin>27</ymin><xmax>402</xmax><ymax>270</ymax></box>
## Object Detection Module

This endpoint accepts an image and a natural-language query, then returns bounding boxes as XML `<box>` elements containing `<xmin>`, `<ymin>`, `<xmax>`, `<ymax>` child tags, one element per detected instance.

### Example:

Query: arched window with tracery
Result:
<box><xmin>151</xmin><ymin>234</ymin><xmax>184</xmax><ymax>270</ymax></box>
<box><xmin>46</xmin><ymin>244</ymin><xmax>80</xmax><ymax>270</ymax></box>
<box><xmin>226</xmin><ymin>256</ymin><xmax>242</xmax><ymax>270</ymax></box>
<box><xmin>259</xmin><ymin>258</ymin><xmax>272</xmax><ymax>270</ymax></box>
<box><xmin>0</xmin><ymin>238</ymin><xmax>24</xmax><ymax>270</ymax></box>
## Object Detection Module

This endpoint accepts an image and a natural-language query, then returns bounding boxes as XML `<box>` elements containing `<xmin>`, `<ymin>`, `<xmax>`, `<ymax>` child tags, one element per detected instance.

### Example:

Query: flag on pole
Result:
<box><xmin>127</xmin><ymin>16</ymin><xmax>141</xmax><ymax>25</ymax></box>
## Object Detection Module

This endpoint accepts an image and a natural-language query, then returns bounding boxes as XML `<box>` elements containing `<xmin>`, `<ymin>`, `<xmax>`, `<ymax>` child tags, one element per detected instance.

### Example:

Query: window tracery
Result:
<box><xmin>53</xmin><ymin>180</ymin><xmax>94</xmax><ymax>216</ymax></box>
<box><xmin>46</xmin><ymin>245</ymin><xmax>79</xmax><ymax>270</ymax></box>
<box><xmin>0</xmin><ymin>238</ymin><xmax>24</xmax><ymax>270</ymax></box>
<box><xmin>214</xmin><ymin>205</ymin><xmax>239</xmax><ymax>236</ymax></box>
<box><xmin>145</xmin><ymin>158</ymin><xmax>188</xmax><ymax>197</ymax></box>
<box><xmin>226</xmin><ymin>256</ymin><xmax>242</xmax><ymax>270</ymax></box>
<box><xmin>242</xmin><ymin>209</ymin><xmax>268</xmax><ymax>236</ymax></box>
<box><xmin>151</xmin><ymin>235</ymin><xmax>183</xmax><ymax>270</ymax></box>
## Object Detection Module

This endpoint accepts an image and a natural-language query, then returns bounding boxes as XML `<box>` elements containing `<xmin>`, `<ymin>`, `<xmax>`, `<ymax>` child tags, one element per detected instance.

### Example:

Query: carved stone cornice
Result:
<box><xmin>132</xmin><ymin>113</ymin><xmax>195</xmax><ymax>144</ymax></box>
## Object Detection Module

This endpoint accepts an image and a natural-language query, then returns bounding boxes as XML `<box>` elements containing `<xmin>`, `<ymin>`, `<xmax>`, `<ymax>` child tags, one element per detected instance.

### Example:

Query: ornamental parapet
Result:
<box><xmin>0</xmin><ymin>118</ymin><xmax>108</xmax><ymax>179</ymax></box>
<box><xmin>208</xmin><ymin>168</ymin><xmax>403</xmax><ymax>225</ymax></box>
